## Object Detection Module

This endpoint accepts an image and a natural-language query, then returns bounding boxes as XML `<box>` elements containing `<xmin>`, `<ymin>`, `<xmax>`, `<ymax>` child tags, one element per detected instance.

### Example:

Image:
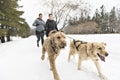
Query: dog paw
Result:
<box><xmin>41</xmin><ymin>55</ymin><xmax>45</xmax><ymax>60</ymax></box>
<box><xmin>99</xmin><ymin>74</ymin><xmax>107</xmax><ymax>80</ymax></box>
<box><xmin>77</xmin><ymin>67</ymin><xmax>81</xmax><ymax>70</ymax></box>
<box><xmin>50</xmin><ymin>68</ymin><xmax>53</xmax><ymax>71</ymax></box>
<box><xmin>54</xmin><ymin>76</ymin><xmax>61</xmax><ymax>80</ymax></box>
<box><xmin>68</xmin><ymin>59</ymin><xmax>70</xmax><ymax>62</ymax></box>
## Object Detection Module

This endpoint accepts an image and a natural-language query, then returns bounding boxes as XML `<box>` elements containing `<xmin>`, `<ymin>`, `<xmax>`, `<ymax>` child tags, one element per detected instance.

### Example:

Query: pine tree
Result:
<box><xmin>109</xmin><ymin>7</ymin><xmax>117</xmax><ymax>33</ymax></box>
<box><xmin>116</xmin><ymin>8</ymin><xmax>120</xmax><ymax>32</ymax></box>
<box><xmin>104</xmin><ymin>12</ymin><xmax>109</xmax><ymax>33</ymax></box>
<box><xmin>92</xmin><ymin>9</ymin><xmax>101</xmax><ymax>33</ymax></box>
<box><xmin>0</xmin><ymin>0</ymin><xmax>30</xmax><ymax>43</ymax></box>
<box><xmin>93</xmin><ymin>5</ymin><xmax>109</xmax><ymax>33</ymax></box>
<box><xmin>100</xmin><ymin>5</ymin><xmax>108</xmax><ymax>33</ymax></box>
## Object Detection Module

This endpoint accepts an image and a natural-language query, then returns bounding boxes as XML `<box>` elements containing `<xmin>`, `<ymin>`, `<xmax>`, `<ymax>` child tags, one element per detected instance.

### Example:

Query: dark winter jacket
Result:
<box><xmin>45</xmin><ymin>19</ymin><xmax>58</xmax><ymax>33</ymax></box>
<box><xmin>32</xmin><ymin>18</ymin><xmax>45</xmax><ymax>32</ymax></box>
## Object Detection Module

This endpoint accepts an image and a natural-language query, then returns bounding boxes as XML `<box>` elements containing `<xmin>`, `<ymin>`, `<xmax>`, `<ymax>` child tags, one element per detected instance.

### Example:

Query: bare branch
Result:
<box><xmin>42</xmin><ymin>0</ymin><xmax>91</xmax><ymax>30</ymax></box>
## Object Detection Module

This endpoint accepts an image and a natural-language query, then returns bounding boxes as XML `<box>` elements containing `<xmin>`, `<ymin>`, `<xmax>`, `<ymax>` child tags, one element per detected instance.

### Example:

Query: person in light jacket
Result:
<box><xmin>33</xmin><ymin>13</ymin><xmax>45</xmax><ymax>47</ymax></box>
<box><xmin>45</xmin><ymin>14</ymin><xmax>58</xmax><ymax>37</ymax></box>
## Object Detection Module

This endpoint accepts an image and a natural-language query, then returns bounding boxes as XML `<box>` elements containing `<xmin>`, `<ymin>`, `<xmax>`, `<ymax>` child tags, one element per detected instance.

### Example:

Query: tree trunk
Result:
<box><xmin>7</xmin><ymin>35</ymin><xmax>11</xmax><ymax>42</ymax></box>
<box><xmin>1</xmin><ymin>36</ymin><xmax>5</xmax><ymax>43</ymax></box>
<box><xmin>7</xmin><ymin>30</ymin><xmax>11</xmax><ymax>42</ymax></box>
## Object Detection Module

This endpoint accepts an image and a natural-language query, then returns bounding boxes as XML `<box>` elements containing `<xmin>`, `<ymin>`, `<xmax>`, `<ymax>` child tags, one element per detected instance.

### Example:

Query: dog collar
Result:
<box><xmin>50</xmin><ymin>40</ymin><xmax>58</xmax><ymax>54</ymax></box>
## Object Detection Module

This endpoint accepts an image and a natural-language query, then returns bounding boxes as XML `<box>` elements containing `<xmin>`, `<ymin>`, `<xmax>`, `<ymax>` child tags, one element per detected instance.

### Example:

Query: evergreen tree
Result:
<box><xmin>92</xmin><ymin>9</ymin><xmax>101</xmax><ymax>33</ymax></box>
<box><xmin>109</xmin><ymin>7</ymin><xmax>117</xmax><ymax>33</ymax></box>
<box><xmin>86</xmin><ymin>15</ymin><xmax>91</xmax><ymax>21</ymax></box>
<box><xmin>116</xmin><ymin>8</ymin><xmax>120</xmax><ymax>32</ymax></box>
<box><xmin>79</xmin><ymin>12</ymin><xmax>86</xmax><ymax>23</ymax></box>
<box><xmin>93</xmin><ymin>5</ymin><xmax>109</xmax><ymax>33</ymax></box>
<box><xmin>0</xmin><ymin>0</ymin><xmax>30</xmax><ymax>43</ymax></box>
<box><xmin>104</xmin><ymin>12</ymin><xmax>109</xmax><ymax>33</ymax></box>
<box><xmin>100</xmin><ymin>5</ymin><xmax>108</xmax><ymax>33</ymax></box>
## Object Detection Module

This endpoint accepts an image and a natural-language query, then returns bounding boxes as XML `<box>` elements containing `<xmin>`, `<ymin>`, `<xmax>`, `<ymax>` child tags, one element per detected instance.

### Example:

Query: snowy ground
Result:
<box><xmin>0</xmin><ymin>34</ymin><xmax>120</xmax><ymax>80</ymax></box>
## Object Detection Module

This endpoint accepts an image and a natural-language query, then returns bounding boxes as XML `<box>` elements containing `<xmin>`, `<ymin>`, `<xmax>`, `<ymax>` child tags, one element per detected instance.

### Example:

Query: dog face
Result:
<box><xmin>54</xmin><ymin>31</ymin><xmax>66</xmax><ymax>49</ymax></box>
<box><xmin>92</xmin><ymin>42</ymin><xmax>108</xmax><ymax>62</ymax></box>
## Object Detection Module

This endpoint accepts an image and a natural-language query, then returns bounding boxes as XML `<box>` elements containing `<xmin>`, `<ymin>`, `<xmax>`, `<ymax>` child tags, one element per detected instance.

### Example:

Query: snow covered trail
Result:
<box><xmin>0</xmin><ymin>34</ymin><xmax>120</xmax><ymax>80</ymax></box>
<box><xmin>0</xmin><ymin>36</ymin><xmax>52</xmax><ymax>80</ymax></box>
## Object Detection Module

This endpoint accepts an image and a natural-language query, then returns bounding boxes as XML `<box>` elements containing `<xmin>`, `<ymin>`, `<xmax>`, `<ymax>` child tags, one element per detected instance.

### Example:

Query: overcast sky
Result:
<box><xmin>18</xmin><ymin>0</ymin><xmax>120</xmax><ymax>28</ymax></box>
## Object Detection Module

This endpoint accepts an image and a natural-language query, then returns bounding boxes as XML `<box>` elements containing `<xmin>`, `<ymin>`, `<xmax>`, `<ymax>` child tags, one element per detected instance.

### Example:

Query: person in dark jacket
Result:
<box><xmin>45</xmin><ymin>14</ymin><xmax>58</xmax><ymax>37</ymax></box>
<box><xmin>32</xmin><ymin>13</ymin><xmax>45</xmax><ymax>47</ymax></box>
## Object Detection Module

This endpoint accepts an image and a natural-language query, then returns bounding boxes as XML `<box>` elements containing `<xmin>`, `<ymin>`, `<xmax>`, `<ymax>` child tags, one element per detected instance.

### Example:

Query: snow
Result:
<box><xmin>0</xmin><ymin>34</ymin><xmax>120</xmax><ymax>80</ymax></box>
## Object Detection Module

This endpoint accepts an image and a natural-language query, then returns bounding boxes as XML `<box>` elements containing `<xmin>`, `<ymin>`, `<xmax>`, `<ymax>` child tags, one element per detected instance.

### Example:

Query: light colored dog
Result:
<box><xmin>41</xmin><ymin>30</ymin><xmax>66</xmax><ymax>80</ymax></box>
<box><xmin>68</xmin><ymin>39</ymin><xmax>109</xmax><ymax>80</ymax></box>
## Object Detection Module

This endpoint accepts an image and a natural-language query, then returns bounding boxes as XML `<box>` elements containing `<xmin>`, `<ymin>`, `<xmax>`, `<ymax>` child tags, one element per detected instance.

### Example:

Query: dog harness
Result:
<box><xmin>50</xmin><ymin>40</ymin><xmax>58</xmax><ymax>54</ymax></box>
<box><xmin>73</xmin><ymin>39</ymin><xmax>90</xmax><ymax>57</ymax></box>
<box><xmin>73</xmin><ymin>39</ymin><xmax>87</xmax><ymax>51</ymax></box>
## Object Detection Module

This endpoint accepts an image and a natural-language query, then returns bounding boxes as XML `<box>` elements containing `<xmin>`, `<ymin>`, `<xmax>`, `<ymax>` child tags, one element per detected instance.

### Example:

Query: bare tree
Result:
<box><xmin>43</xmin><ymin>0</ymin><xmax>91</xmax><ymax>30</ymax></box>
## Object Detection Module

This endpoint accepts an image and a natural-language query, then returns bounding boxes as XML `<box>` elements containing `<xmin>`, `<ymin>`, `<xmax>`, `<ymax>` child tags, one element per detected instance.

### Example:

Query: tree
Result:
<box><xmin>43</xmin><ymin>0</ymin><xmax>90</xmax><ymax>30</ymax></box>
<box><xmin>100</xmin><ymin>5</ymin><xmax>108</xmax><ymax>33</ymax></box>
<box><xmin>109</xmin><ymin>7</ymin><xmax>117</xmax><ymax>33</ymax></box>
<box><xmin>116</xmin><ymin>8</ymin><xmax>120</xmax><ymax>32</ymax></box>
<box><xmin>0</xmin><ymin>0</ymin><xmax>30</xmax><ymax>43</ymax></box>
<box><xmin>92</xmin><ymin>5</ymin><xmax>109</xmax><ymax>33</ymax></box>
<box><xmin>92</xmin><ymin>9</ymin><xmax>101</xmax><ymax>33</ymax></box>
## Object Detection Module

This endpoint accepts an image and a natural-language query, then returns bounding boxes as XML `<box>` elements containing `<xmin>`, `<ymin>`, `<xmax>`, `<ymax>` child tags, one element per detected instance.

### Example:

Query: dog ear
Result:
<box><xmin>59</xmin><ymin>30</ymin><xmax>64</xmax><ymax>33</ymax></box>
<box><xmin>101</xmin><ymin>42</ymin><xmax>106</xmax><ymax>46</ymax></box>
<box><xmin>87</xmin><ymin>43</ymin><xmax>94</xmax><ymax>49</ymax></box>
<box><xmin>87</xmin><ymin>43</ymin><xmax>94</xmax><ymax>55</ymax></box>
<box><xmin>49</xmin><ymin>30</ymin><xmax>57</xmax><ymax>36</ymax></box>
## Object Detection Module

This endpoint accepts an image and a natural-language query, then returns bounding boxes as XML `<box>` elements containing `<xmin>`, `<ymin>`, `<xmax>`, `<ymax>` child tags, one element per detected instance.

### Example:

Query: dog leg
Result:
<box><xmin>54</xmin><ymin>54</ymin><xmax>58</xmax><ymax>60</ymax></box>
<box><xmin>68</xmin><ymin>48</ymin><xmax>75</xmax><ymax>62</ymax></box>
<box><xmin>49</xmin><ymin>55</ymin><xmax>61</xmax><ymax>80</ymax></box>
<box><xmin>41</xmin><ymin>47</ymin><xmax>46</xmax><ymax>60</ymax></box>
<box><xmin>77</xmin><ymin>55</ymin><xmax>82</xmax><ymax>70</ymax></box>
<box><xmin>94</xmin><ymin>60</ymin><xmax>106</xmax><ymax>80</ymax></box>
<box><xmin>68</xmin><ymin>53</ymin><xmax>71</xmax><ymax>62</ymax></box>
<box><xmin>48</xmin><ymin>55</ymin><xmax>53</xmax><ymax>70</ymax></box>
